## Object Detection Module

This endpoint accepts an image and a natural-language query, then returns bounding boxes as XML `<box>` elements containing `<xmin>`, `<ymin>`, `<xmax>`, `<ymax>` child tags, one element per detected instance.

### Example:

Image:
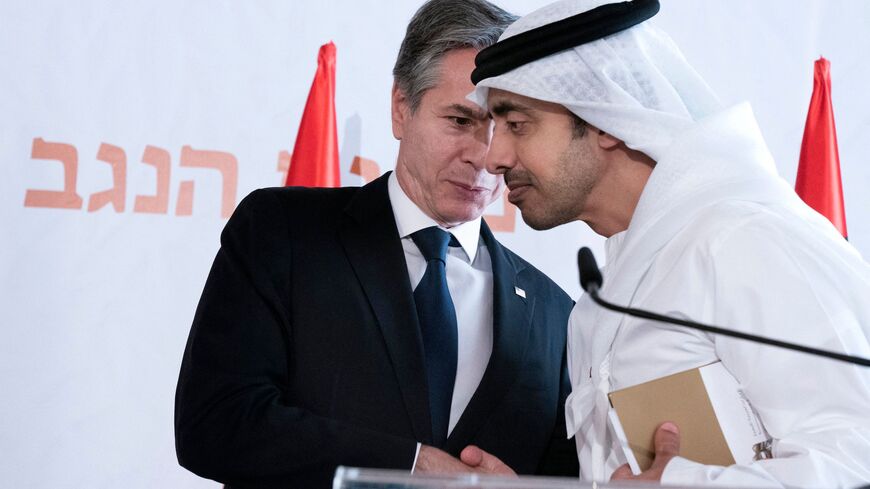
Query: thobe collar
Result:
<box><xmin>387</xmin><ymin>172</ymin><xmax>481</xmax><ymax>263</ymax></box>
<box><xmin>604</xmin><ymin>230</ymin><xmax>627</xmax><ymax>266</ymax></box>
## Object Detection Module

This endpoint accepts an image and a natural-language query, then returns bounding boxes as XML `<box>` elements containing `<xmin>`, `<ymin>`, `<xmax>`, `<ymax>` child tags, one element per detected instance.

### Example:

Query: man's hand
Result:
<box><xmin>611</xmin><ymin>421</ymin><xmax>680</xmax><ymax>482</ymax></box>
<box><xmin>415</xmin><ymin>445</ymin><xmax>516</xmax><ymax>476</ymax></box>
<box><xmin>460</xmin><ymin>445</ymin><xmax>517</xmax><ymax>476</ymax></box>
<box><xmin>414</xmin><ymin>445</ymin><xmax>470</xmax><ymax>474</ymax></box>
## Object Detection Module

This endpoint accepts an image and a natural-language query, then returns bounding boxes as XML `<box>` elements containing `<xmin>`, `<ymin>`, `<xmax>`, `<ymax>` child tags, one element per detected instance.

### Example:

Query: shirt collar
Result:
<box><xmin>388</xmin><ymin>172</ymin><xmax>481</xmax><ymax>262</ymax></box>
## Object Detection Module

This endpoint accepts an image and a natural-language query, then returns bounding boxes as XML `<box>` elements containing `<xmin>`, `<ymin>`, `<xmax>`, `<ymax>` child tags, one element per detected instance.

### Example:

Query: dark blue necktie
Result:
<box><xmin>411</xmin><ymin>227</ymin><xmax>458</xmax><ymax>448</ymax></box>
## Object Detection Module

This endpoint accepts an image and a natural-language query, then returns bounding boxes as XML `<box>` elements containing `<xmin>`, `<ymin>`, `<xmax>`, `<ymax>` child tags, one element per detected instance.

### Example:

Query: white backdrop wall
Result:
<box><xmin>1</xmin><ymin>1</ymin><xmax>868</xmax><ymax>487</ymax></box>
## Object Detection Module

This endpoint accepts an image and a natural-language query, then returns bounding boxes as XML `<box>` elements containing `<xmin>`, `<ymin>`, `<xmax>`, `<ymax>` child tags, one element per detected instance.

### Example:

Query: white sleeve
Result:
<box><xmin>662</xmin><ymin>217</ymin><xmax>870</xmax><ymax>488</ymax></box>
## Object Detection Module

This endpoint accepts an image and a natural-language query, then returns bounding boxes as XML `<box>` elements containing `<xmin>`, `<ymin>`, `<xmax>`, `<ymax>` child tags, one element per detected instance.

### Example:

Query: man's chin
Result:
<box><xmin>437</xmin><ymin>207</ymin><xmax>487</xmax><ymax>228</ymax></box>
<box><xmin>520</xmin><ymin>210</ymin><xmax>566</xmax><ymax>231</ymax></box>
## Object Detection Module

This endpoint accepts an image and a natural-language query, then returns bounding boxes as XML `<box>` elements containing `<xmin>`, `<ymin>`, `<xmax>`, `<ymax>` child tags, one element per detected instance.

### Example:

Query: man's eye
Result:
<box><xmin>448</xmin><ymin>116</ymin><xmax>473</xmax><ymax>127</ymax></box>
<box><xmin>507</xmin><ymin>121</ymin><xmax>526</xmax><ymax>132</ymax></box>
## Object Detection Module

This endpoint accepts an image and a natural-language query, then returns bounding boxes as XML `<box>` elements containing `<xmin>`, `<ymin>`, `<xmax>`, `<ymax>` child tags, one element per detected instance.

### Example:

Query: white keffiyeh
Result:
<box><xmin>468</xmin><ymin>0</ymin><xmax>722</xmax><ymax>162</ymax></box>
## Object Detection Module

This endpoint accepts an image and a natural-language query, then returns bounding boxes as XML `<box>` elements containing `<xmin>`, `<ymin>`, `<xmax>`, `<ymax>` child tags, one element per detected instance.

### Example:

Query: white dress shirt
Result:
<box><xmin>388</xmin><ymin>173</ymin><xmax>494</xmax><ymax>467</ymax></box>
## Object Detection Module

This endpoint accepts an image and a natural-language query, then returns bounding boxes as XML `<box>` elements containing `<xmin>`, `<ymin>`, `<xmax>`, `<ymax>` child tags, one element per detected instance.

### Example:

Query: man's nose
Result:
<box><xmin>462</xmin><ymin>123</ymin><xmax>492</xmax><ymax>170</ymax></box>
<box><xmin>484</xmin><ymin>131</ymin><xmax>515</xmax><ymax>175</ymax></box>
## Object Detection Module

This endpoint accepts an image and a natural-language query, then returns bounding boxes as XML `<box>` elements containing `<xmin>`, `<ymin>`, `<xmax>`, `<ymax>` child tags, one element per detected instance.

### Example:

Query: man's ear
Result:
<box><xmin>391</xmin><ymin>82</ymin><xmax>409</xmax><ymax>140</ymax></box>
<box><xmin>596</xmin><ymin>129</ymin><xmax>622</xmax><ymax>150</ymax></box>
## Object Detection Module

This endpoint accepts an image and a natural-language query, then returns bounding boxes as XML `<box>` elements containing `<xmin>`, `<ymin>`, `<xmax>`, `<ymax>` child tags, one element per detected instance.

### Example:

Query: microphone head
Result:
<box><xmin>577</xmin><ymin>247</ymin><xmax>603</xmax><ymax>292</ymax></box>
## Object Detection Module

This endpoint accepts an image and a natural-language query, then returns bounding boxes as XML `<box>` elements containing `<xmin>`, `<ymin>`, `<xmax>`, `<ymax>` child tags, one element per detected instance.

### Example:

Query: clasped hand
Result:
<box><xmin>414</xmin><ymin>444</ymin><xmax>517</xmax><ymax>476</ymax></box>
<box><xmin>415</xmin><ymin>421</ymin><xmax>681</xmax><ymax>482</ymax></box>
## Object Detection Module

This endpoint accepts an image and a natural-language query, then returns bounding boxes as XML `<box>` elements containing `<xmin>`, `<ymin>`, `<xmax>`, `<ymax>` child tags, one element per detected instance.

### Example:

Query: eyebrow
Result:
<box><xmin>490</xmin><ymin>100</ymin><xmax>533</xmax><ymax>117</ymax></box>
<box><xmin>446</xmin><ymin>103</ymin><xmax>489</xmax><ymax>120</ymax></box>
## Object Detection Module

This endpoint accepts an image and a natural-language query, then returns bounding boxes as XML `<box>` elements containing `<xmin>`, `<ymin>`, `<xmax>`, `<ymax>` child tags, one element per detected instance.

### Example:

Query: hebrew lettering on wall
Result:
<box><xmin>176</xmin><ymin>146</ymin><xmax>238</xmax><ymax>218</ymax></box>
<box><xmin>23</xmin><ymin>139</ymin><xmax>516</xmax><ymax>232</ymax></box>
<box><xmin>24</xmin><ymin>139</ymin><xmax>241</xmax><ymax>219</ymax></box>
<box><xmin>24</xmin><ymin>138</ymin><xmax>83</xmax><ymax>209</ymax></box>
<box><xmin>134</xmin><ymin>145</ymin><xmax>171</xmax><ymax>214</ymax></box>
<box><xmin>88</xmin><ymin>143</ymin><xmax>127</xmax><ymax>213</ymax></box>
<box><xmin>277</xmin><ymin>150</ymin><xmax>292</xmax><ymax>185</ymax></box>
<box><xmin>350</xmin><ymin>156</ymin><xmax>381</xmax><ymax>184</ymax></box>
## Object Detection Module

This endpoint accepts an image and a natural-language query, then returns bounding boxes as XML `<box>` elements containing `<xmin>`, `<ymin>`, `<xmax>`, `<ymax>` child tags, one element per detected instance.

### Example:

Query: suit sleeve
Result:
<box><xmin>536</xmin><ymin>341</ymin><xmax>581</xmax><ymax>476</ymax></box>
<box><xmin>537</xmin><ymin>292</ymin><xmax>580</xmax><ymax>476</ymax></box>
<box><xmin>174</xmin><ymin>189</ymin><xmax>417</xmax><ymax>489</ymax></box>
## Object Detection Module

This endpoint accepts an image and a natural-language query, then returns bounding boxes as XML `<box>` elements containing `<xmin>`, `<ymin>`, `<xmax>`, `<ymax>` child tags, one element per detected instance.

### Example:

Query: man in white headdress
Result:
<box><xmin>469</xmin><ymin>0</ymin><xmax>870</xmax><ymax>486</ymax></box>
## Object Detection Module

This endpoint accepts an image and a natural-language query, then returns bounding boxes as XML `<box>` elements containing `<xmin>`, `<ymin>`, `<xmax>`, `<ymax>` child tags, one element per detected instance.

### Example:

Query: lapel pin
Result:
<box><xmin>514</xmin><ymin>286</ymin><xmax>526</xmax><ymax>299</ymax></box>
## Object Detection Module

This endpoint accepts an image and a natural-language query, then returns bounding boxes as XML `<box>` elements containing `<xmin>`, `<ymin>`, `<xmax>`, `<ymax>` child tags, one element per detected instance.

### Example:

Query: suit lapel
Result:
<box><xmin>337</xmin><ymin>173</ymin><xmax>432</xmax><ymax>443</ymax></box>
<box><xmin>445</xmin><ymin>221</ymin><xmax>534</xmax><ymax>454</ymax></box>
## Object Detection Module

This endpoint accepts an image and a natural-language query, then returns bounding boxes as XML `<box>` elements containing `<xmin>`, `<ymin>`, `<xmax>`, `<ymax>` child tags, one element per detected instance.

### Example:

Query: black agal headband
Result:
<box><xmin>471</xmin><ymin>0</ymin><xmax>660</xmax><ymax>85</ymax></box>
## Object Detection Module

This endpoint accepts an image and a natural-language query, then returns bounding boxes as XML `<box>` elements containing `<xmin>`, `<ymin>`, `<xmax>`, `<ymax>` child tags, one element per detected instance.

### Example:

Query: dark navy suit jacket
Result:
<box><xmin>175</xmin><ymin>173</ymin><xmax>577</xmax><ymax>488</ymax></box>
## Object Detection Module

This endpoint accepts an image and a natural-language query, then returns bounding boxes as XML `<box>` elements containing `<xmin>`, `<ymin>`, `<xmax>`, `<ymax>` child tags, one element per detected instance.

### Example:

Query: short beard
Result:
<box><xmin>518</xmin><ymin>135</ymin><xmax>599</xmax><ymax>231</ymax></box>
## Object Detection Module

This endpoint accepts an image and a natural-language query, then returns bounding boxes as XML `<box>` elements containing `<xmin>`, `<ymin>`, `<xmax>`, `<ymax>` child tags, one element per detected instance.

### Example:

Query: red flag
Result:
<box><xmin>285</xmin><ymin>42</ymin><xmax>340</xmax><ymax>187</ymax></box>
<box><xmin>795</xmin><ymin>57</ymin><xmax>847</xmax><ymax>238</ymax></box>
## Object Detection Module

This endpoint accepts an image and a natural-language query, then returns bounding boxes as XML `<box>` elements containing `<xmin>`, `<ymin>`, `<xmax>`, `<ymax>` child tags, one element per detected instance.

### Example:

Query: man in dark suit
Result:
<box><xmin>174</xmin><ymin>1</ymin><xmax>578</xmax><ymax>487</ymax></box>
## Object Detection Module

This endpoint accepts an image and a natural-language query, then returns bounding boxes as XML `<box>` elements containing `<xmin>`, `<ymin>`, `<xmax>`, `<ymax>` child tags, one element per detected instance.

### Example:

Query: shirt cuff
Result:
<box><xmin>410</xmin><ymin>442</ymin><xmax>422</xmax><ymax>473</ymax></box>
<box><xmin>661</xmin><ymin>456</ymin><xmax>714</xmax><ymax>485</ymax></box>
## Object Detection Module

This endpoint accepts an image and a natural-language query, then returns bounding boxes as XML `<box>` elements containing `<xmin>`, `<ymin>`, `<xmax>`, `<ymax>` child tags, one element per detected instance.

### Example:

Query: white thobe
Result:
<box><xmin>566</xmin><ymin>104</ymin><xmax>870</xmax><ymax>488</ymax></box>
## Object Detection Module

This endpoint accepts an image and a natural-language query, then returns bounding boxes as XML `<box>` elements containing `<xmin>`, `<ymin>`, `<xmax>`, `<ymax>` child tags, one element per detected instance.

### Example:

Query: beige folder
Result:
<box><xmin>608</xmin><ymin>364</ymin><xmax>735</xmax><ymax>471</ymax></box>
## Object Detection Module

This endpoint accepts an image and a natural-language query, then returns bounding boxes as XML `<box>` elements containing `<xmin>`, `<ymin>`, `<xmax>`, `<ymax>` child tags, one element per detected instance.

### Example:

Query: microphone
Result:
<box><xmin>577</xmin><ymin>247</ymin><xmax>603</xmax><ymax>294</ymax></box>
<box><xmin>576</xmin><ymin>247</ymin><xmax>870</xmax><ymax>368</ymax></box>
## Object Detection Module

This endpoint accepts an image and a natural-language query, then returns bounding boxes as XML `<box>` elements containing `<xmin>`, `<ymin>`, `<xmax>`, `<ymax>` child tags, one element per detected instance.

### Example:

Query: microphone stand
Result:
<box><xmin>585</xmin><ymin>284</ymin><xmax>870</xmax><ymax>367</ymax></box>
<box><xmin>578</xmin><ymin>247</ymin><xmax>870</xmax><ymax>368</ymax></box>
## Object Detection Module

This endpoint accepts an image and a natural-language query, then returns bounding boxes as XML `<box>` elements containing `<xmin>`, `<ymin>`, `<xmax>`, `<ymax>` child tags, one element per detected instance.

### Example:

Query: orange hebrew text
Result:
<box><xmin>88</xmin><ymin>143</ymin><xmax>127</xmax><ymax>212</ymax></box>
<box><xmin>134</xmin><ymin>145</ymin><xmax>171</xmax><ymax>214</ymax></box>
<box><xmin>24</xmin><ymin>138</ymin><xmax>83</xmax><ymax>209</ymax></box>
<box><xmin>483</xmin><ymin>190</ymin><xmax>517</xmax><ymax>233</ymax></box>
<box><xmin>176</xmin><ymin>146</ymin><xmax>238</xmax><ymax>218</ymax></box>
<box><xmin>175</xmin><ymin>180</ymin><xmax>195</xmax><ymax>216</ymax></box>
<box><xmin>350</xmin><ymin>156</ymin><xmax>381</xmax><ymax>184</ymax></box>
<box><xmin>277</xmin><ymin>150</ymin><xmax>292</xmax><ymax>185</ymax></box>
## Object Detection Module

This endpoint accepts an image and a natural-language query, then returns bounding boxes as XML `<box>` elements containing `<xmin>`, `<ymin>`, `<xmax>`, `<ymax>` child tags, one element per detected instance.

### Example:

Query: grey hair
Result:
<box><xmin>393</xmin><ymin>0</ymin><xmax>517</xmax><ymax>112</ymax></box>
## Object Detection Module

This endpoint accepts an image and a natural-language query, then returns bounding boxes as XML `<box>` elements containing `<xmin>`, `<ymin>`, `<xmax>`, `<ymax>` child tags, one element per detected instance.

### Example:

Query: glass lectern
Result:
<box><xmin>334</xmin><ymin>467</ymin><xmax>668</xmax><ymax>489</ymax></box>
